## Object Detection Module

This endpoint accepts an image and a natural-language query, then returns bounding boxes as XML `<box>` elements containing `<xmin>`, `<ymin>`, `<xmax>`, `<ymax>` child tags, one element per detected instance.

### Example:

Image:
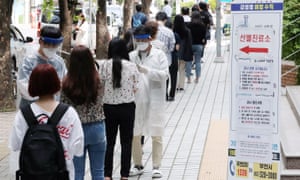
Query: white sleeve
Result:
<box><xmin>8</xmin><ymin>111</ymin><xmax>28</xmax><ymax>151</ymax></box>
<box><xmin>65</xmin><ymin>107</ymin><xmax>84</xmax><ymax>157</ymax></box>
<box><xmin>147</xmin><ymin>51</ymin><xmax>169</xmax><ymax>82</ymax></box>
<box><xmin>17</xmin><ymin>57</ymin><xmax>37</xmax><ymax>101</ymax></box>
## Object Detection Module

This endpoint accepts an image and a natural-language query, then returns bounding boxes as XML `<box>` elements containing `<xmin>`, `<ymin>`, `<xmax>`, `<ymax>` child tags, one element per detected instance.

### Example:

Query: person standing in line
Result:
<box><xmin>187</xmin><ymin>11</ymin><xmax>207</xmax><ymax>83</ymax></box>
<box><xmin>181</xmin><ymin>7</ymin><xmax>191</xmax><ymax>23</ymax></box>
<box><xmin>73</xmin><ymin>12</ymin><xmax>86</xmax><ymax>44</ymax></box>
<box><xmin>165</xmin><ymin>20</ymin><xmax>180</xmax><ymax>101</ymax></box>
<box><xmin>199</xmin><ymin>2</ymin><xmax>213</xmax><ymax>62</ymax></box>
<box><xmin>145</xmin><ymin>20</ymin><xmax>173</xmax><ymax>101</ymax></box>
<box><xmin>97</xmin><ymin>38</ymin><xmax>139</xmax><ymax>180</ymax></box>
<box><xmin>191</xmin><ymin>3</ymin><xmax>200</xmax><ymax>12</ymax></box>
<box><xmin>155</xmin><ymin>12</ymin><xmax>176</xmax><ymax>100</ymax></box>
<box><xmin>123</xmin><ymin>29</ymin><xmax>135</xmax><ymax>53</ymax></box>
<box><xmin>9</xmin><ymin>64</ymin><xmax>84</xmax><ymax>180</ymax></box>
<box><xmin>155</xmin><ymin>12</ymin><xmax>175</xmax><ymax>67</ymax></box>
<box><xmin>173</xmin><ymin>15</ymin><xmax>193</xmax><ymax>89</ymax></box>
<box><xmin>162</xmin><ymin>0</ymin><xmax>172</xmax><ymax>22</ymax></box>
<box><xmin>17</xmin><ymin>26</ymin><xmax>67</xmax><ymax>109</ymax></box>
<box><xmin>131</xmin><ymin>4</ymin><xmax>148</xmax><ymax>29</ymax></box>
<box><xmin>129</xmin><ymin>25</ymin><xmax>169</xmax><ymax>178</ymax></box>
<box><xmin>199</xmin><ymin>1</ymin><xmax>213</xmax><ymax>42</ymax></box>
<box><xmin>145</xmin><ymin>21</ymin><xmax>168</xmax><ymax>57</ymax></box>
<box><xmin>61</xmin><ymin>45</ymin><xmax>106</xmax><ymax>180</ymax></box>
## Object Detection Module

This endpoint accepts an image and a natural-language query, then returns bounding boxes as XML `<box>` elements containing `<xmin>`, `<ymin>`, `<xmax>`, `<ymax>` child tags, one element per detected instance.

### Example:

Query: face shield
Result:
<box><xmin>134</xmin><ymin>34</ymin><xmax>151</xmax><ymax>51</ymax></box>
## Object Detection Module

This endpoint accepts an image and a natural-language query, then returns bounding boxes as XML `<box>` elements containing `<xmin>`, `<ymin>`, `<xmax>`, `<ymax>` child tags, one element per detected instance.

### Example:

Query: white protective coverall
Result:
<box><xmin>129</xmin><ymin>47</ymin><xmax>169</xmax><ymax>136</ymax></box>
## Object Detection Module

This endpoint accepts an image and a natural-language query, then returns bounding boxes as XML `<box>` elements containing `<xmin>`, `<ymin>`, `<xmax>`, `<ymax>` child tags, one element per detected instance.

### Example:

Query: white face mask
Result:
<box><xmin>136</xmin><ymin>42</ymin><xmax>149</xmax><ymax>51</ymax></box>
<box><xmin>43</xmin><ymin>47</ymin><xmax>58</xmax><ymax>59</ymax></box>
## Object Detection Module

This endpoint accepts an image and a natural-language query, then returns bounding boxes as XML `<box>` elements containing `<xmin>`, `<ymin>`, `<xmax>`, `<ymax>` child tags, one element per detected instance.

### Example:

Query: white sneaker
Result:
<box><xmin>129</xmin><ymin>166</ymin><xmax>144</xmax><ymax>176</ymax></box>
<box><xmin>152</xmin><ymin>169</ymin><xmax>163</xmax><ymax>178</ymax></box>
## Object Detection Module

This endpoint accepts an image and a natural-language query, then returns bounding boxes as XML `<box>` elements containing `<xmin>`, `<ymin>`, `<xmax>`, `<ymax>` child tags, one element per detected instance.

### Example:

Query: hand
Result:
<box><xmin>137</xmin><ymin>64</ymin><xmax>148</xmax><ymax>74</ymax></box>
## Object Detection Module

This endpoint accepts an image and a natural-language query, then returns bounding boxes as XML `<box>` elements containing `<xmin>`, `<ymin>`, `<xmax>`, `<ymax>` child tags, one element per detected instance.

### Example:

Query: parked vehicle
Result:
<box><xmin>10</xmin><ymin>24</ymin><xmax>34</xmax><ymax>99</ymax></box>
<box><xmin>10</xmin><ymin>24</ymin><xmax>34</xmax><ymax>72</ymax></box>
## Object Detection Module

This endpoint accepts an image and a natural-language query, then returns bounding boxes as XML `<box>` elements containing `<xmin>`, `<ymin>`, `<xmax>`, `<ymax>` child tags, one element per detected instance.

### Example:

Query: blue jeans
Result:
<box><xmin>192</xmin><ymin>44</ymin><xmax>204</xmax><ymax>78</ymax></box>
<box><xmin>73</xmin><ymin>121</ymin><xmax>107</xmax><ymax>180</ymax></box>
<box><xmin>185</xmin><ymin>61</ymin><xmax>193</xmax><ymax>78</ymax></box>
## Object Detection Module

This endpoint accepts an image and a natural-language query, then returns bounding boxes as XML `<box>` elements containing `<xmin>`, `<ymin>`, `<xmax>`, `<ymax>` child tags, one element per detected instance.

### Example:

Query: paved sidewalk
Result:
<box><xmin>0</xmin><ymin>39</ymin><xmax>231</xmax><ymax>180</ymax></box>
<box><xmin>0</xmin><ymin>112</ymin><xmax>15</xmax><ymax>179</ymax></box>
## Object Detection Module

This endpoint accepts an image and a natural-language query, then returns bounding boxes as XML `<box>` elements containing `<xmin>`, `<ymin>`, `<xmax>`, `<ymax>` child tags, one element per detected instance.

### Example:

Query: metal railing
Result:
<box><xmin>281</xmin><ymin>14</ymin><xmax>300</xmax><ymax>78</ymax></box>
<box><xmin>282</xmin><ymin>16</ymin><xmax>300</xmax><ymax>61</ymax></box>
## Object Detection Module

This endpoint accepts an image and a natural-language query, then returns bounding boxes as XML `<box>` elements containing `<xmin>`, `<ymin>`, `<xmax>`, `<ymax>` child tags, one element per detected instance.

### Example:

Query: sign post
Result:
<box><xmin>228</xmin><ymin>1</ymin><xmax>284</xmax><ymax>179</ymax></box>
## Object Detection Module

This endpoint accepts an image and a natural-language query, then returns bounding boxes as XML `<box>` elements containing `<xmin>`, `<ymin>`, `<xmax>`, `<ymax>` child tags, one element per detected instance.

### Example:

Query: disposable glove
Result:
<box><xmin>137</xmin><ymin>64</ymin><xmax>148</xmax><ymax>74</ymax></box>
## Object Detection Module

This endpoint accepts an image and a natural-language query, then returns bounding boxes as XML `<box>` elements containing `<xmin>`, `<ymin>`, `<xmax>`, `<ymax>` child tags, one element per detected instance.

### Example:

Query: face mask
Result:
<box><xmin>43</xmin><ymin>47</ymin><xmax>58</xmax><ymax>59</ymax></box>
<box><xmin>136</xmin><ymin>42</ymin><xmax>149</xmax><ymax>51</ymax></box>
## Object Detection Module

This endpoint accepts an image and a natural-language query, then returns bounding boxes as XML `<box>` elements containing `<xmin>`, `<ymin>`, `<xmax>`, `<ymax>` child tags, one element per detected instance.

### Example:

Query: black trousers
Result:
<box><xmin>167</xmin><ymin>54</ymin><xmax>179</xmax><ymax>98</ymax></box>
<box><xmin>104</xmin><ymin>102</ymin><xmax>135</xmax><ymax>177</ymax></box>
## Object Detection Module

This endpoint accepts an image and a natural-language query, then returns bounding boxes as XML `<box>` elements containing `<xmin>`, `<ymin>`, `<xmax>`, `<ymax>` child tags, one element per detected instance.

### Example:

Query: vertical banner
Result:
<box><xmin>228</xmin><ymin>1</ymin><xmax>283</xmax><ymax>180</ymax></box>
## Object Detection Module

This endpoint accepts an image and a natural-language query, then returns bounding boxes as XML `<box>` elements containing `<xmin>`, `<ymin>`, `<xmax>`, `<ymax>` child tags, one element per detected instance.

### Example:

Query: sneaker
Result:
<box><xmin>152</xmin><ymin>169</ymin><xmax>163</xmax><ymax>178</ymax></box>
<box><xmin>129</xmin><ymin>166</ymin><xmax>144</xmax><ymax>176</ymax></box>
<box><xmin>167</xmin><ymin>97</ymin><xmax>175</xmax><ymax>101</ymax></box>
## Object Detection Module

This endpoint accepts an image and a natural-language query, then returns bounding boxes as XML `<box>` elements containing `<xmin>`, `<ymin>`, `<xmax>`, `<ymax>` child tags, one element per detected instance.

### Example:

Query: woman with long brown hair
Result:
<box><xmin>61</xmin><ymin>45</ymin><xmax>106</xmax><ymax>180</ymax></box>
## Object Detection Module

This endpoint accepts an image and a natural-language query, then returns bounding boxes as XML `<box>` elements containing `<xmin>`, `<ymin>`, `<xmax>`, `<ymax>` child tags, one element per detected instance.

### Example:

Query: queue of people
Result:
<box><xmin>8</xmin><ymin>2</ymin><xmax>212</xmax><ymax>180</ymax></box>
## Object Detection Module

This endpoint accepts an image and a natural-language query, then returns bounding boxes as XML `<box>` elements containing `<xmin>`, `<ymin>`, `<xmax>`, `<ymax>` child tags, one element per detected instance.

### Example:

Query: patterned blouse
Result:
<box><xmin>61</xmin><ymin>87</ymin><xmax>105</xmax><ymax>124</ymax></box>
<box><xmin>98</xmin><ymin>59</ymin><xmax>139</xmax><ymax>105</ymax></box>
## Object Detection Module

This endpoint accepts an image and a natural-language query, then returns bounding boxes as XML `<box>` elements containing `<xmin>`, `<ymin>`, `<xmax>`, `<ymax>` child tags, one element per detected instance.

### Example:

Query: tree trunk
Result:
<box><xmin>0</xmin><ymin>0</ymin><xmax>15</xmax><ymax>111</ymax></box>
<box><xmin>96</xmin><ymin>0</ymin><xmax>110</xmax><ymax>59</ymax></box>
<box><xmin>141</xmin><ymin>0</ymin><xmax>152</xmax><ymax>17</ymax></box>
<box><xmin>59</xmin><ymin>0</ymin><xmax>73</xmax><ymax>64</ymax></box>
<box><xmin>123</xmin><ymin>0</ymin><xmax>134</xmax><ymax>32</ymax></box>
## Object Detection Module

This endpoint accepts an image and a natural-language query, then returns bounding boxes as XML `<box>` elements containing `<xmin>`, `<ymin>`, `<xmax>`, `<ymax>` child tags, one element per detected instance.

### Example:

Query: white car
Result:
<box><xmin>10</xmin><ymin>24</ymin><xmax>34</xmax><ymax>99</ymax></box>
<box><xmin>10</xmin><ymin>24</ymin><xmax>34</xmax><ymax>73</ymax></box>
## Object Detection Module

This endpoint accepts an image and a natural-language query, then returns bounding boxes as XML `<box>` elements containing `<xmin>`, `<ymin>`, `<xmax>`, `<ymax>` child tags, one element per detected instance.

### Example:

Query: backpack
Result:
<box><xmin>16</xmin><ymin>103</ymin><xmax>70</xmax><ymax>180</ymax></box>
<box><xmin>132</xmin><ymin>13</ymin><xmax>145</xmax><ymax>28</ymax></box>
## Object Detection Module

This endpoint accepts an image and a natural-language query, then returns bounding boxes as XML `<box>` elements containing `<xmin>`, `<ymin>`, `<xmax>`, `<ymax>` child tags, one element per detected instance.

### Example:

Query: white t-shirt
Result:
<box><xmin>9</xmin><ymin>103</ymin><xmax>84</xmax><ymax>180</ymax></box>
<box><xmin>163</xmin><ymin>4</ymin><xmax>172</xmax><ymax>18</ymax></box>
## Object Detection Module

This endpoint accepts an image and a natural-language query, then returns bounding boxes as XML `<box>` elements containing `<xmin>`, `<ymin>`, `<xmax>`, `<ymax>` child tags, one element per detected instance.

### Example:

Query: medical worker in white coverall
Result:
<box><xmin>128</xmin><ymin>25</ymin><xmax>169</xmax><ymax>178</ymax></box>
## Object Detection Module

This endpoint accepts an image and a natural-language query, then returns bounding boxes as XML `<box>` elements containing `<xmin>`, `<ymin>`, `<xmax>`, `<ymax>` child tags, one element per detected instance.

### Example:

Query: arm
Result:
<box><xmin>17</xmin><ymin>57</ymin><xmax>37</xmax><ymax>100</ymax></box>
<box><xmin>9</xmin><ymin>111</ymin><xmax>28</xmax><ymax>151</ymax></box>
<box><xmin>132</xmin><ymin>64</ymin><xmax>140</xmax><ymax>93</ymax></box>
<box><xmin>142</xmin><ymin>50</ymin><xmax>169</xmax><ymax>82</ymax></box>
<box><xmin>65</xmin><ymin>107</ymin><xmax>84</xmax><ymax>157</ymax></box>
<box><xmin>167</xmin><ymin>31</ymin><xmax>176</xmax><ymax>54</ymax></box>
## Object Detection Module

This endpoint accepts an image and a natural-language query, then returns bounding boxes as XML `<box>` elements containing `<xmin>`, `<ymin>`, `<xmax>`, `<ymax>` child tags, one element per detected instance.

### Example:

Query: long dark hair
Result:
<box><xmin>108</xmin><ymin>38</ymin><xmax>130</xmax><ymax>89</ymax></box>
<box><xmin>191</xmin><ymin>11</ymin><xmax>204</xmax><ymax>25</ymax></box>
<box><xmin>62</xmin><ymin>45</ymin><xmax>100</xmax><ymax>105</ymax></box>
<box><xmin>173</xmin><ymin>15</ymin><xmax>188</xmax><ymax>38</ymax></box>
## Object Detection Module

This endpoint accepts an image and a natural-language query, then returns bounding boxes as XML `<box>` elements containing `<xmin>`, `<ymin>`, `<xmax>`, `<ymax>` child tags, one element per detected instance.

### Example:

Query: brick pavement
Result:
<box><xmin>0</xmin><ymin>111</ymin><xmax>16</xmax><ymax>180</ymax></box>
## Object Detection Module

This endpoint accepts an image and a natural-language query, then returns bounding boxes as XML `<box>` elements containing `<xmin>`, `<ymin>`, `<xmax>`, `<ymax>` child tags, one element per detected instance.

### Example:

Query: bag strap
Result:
<box><xmin>48</xmin><ymin>103</ymin><xmax>70</xmax><ymax>174</ymax></box>
<box><xmin>48</xmin><ymin>103</ymin><xmax>69</xmax><ymax>126</ymax></box>
<box><xmin>21</xmin><ymin>105</ymin><xmax>38</xmax><ymax>127</ymax></box>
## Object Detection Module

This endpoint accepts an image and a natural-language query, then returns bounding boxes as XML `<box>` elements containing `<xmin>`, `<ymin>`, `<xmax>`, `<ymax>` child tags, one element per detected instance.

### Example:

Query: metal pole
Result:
<box><xmin>214</xmin><ymin>0</ymin><xmax>224</xmax><ymax>63</ymax></box>
<box><xmin>176</xmin><ymin>0</ymin><xmax>180</xmax><ymax>15</ymax></box>
<box><xmin>88</xmin><ymin>0</ymin><xmax>92</xmax><ymax>49</ymax></box>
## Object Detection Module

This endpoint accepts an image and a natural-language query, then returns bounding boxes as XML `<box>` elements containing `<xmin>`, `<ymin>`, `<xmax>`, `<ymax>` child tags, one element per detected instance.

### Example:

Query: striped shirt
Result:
<box><xmin>156</xmin><ymin>23</ymin><xmax>175</xmax><ymax>65</ymax></box>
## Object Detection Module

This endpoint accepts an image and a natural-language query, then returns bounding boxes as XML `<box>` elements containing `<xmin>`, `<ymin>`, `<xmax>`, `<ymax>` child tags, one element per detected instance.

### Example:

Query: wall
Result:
<box><xmin>281</xmin><ymin>61</ymin><xmax>298</xmax><ymax>87</ymax></box>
